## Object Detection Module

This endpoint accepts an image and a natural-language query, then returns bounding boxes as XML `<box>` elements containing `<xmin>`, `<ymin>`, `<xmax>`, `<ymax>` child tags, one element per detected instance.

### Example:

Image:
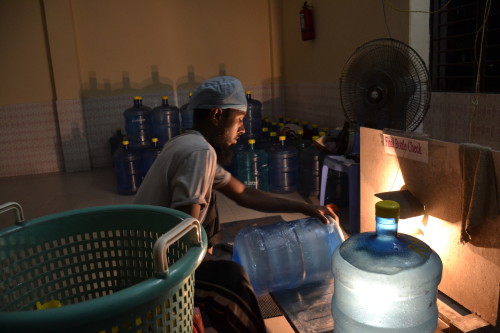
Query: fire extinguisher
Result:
<box><xmin>300</xmin><ymin>1</ymin><xmax>314</xmax><ymax>41</ymax></box>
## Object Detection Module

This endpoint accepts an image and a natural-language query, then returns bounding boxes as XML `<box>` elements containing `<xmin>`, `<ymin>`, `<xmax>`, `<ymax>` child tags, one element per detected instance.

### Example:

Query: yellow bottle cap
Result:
<box><xmin>312</xmin><ymin>136</ymin><xmax>319</xmax><ymax>140</ymax></box>
<box><xmin>189</xmin><ymin>92</ymin><xmax>193</xmax><ymax>97</ymax></box>
<box><xmin>312</xmin><ymin>124</ymin><xmax>318</xmax><ymax>128</ymax></box>
<box><xmin>298</xmin><ymin>129</ymin><xmax>304</xmax><ymax>135</ymax></box>
<box><xmin>162</xmin><ymin>96</ymin><xmax>169</xmax><ymax>100</ymax></box>
<box><xmin>133</xmin><ymin>96</ymin><xmax>142</xmax><ymax>100</ymax></box>
<box><xmin>279</xmin><ymin>136</ymin><xmax>286</xmax><ymax>141</ymax></box>
<box><xmin>152</xmin><ymin>138</ymin><xmax>159</xmax><ymax>143</ymax></box>
<box><xmin>270</xmin><ymin>132</ymin><xmax>277</xmax><ymax>137</ymax></box>
<box><xmin>248</xmin><ymin>139</ymin><xmax>256</xmax><ymax>144</ymax></box>
<box><xmin>375</xmin><ymin>200</ymin><xmax>400</xmax><ymax>219</ymax></box>
<box><xmin>122</xmin><ymin>140</ymin><xmax>129</xmax><ymax>145</ymax></box>
<box><xmin>245</xmin><ymin>90</ymin><xmax>252</xmax><ymax>94</ymax></box>
<box><xmin>262</xmin><ymin>127</ymin><xmax>269</xmax><ymax>132</ymax></box>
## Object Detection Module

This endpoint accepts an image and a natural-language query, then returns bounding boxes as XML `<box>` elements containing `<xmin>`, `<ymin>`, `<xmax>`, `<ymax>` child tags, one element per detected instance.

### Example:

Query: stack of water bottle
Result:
<box><xmin>111</xmin><ymin>94</ymin><xmax>194</xmax><ymax>195</ymax></box>
<box><xmin>232</xmin><ymin>97</ymin><xmax>329</xmax><ymax>197</ymax></box>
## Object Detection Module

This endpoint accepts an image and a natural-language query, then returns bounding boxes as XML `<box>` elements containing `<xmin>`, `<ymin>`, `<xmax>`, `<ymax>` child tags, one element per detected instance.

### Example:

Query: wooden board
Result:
<box><xmin>360</xmin><ymin>127</ymin><xmax>500</xmax><ymax>326</ymax></box>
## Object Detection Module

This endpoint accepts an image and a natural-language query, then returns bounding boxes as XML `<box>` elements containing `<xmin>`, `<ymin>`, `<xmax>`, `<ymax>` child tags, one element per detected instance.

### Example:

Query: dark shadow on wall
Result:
<box><xmin>176</xmin><ymin>66</ymin><xmax>204</xmax><ymax>94</ymax></box>
<box><xmin>81</xmin><ymin>64</ymin><xmax>236</xmax><ymax>100</ymax></box>
<box><xmin>82</xmin><ymin>65</ymin><xmax>175</xmax><ymax>99</ymax></box>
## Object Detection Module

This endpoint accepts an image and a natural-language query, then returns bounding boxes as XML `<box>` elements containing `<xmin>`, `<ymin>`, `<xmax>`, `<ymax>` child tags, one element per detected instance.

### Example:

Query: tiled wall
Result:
<box><xmin>1</xmin><ymin>86</ymin><xmax>498</xmax><ymax>178</ymax></box>
<box><xmin>0</xmin><ymin>102</ymin><xmax>63</xmax><ymax>177</ymax></box>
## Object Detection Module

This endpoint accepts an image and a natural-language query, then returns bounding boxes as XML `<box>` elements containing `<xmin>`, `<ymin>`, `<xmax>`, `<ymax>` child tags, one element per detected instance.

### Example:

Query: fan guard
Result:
<box><xmin>340</xmin><ymin>38</ymin><xmax>431</xmax><ymax>132</ymax></box>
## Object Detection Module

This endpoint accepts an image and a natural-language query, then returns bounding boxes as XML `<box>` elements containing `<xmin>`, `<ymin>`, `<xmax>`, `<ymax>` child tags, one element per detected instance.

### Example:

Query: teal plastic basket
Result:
<box><xmin>0</xmin><ymin>203</ymin><xmax>207</xmax><ymax>333</ymax></box>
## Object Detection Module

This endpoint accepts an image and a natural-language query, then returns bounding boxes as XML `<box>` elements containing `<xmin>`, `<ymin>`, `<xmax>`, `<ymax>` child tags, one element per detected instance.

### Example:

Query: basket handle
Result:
<box><xmin>153</xmin><ymin>217</ymin><xmax>202</xmax><ymax>278</ymax></box>
<box><xmin>0</xmin><ymin>202</ymin><xmax>25</xmax><ymax>225</ymax></box>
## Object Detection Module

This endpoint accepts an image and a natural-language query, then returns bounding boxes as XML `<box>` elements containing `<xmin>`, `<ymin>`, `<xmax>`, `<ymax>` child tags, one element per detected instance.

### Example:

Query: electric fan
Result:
<box><xmin>340</xmin><ymin>38</ymin><xmax>431</xmax><ymax>131</ymax></box>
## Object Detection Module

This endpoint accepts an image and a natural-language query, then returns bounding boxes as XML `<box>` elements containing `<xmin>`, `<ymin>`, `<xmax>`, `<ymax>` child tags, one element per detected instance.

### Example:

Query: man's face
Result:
<box><xmin>223</xmin><ymin>109</ymin><xmax>246</xmax><ymax>146</ymax></box>
<box><xmin>211</xmin><ymin>109</ymin><xmax>246</xmax><ymax>166</ymax></box>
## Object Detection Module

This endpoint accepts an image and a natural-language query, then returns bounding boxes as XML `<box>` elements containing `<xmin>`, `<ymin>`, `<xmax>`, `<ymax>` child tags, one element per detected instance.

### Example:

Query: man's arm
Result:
<box><xmin>217</xmin><ymin>176</ymin><xmax>337</xmax><ymax>224</ymax></box>
<box><xmin>175</xmin><ymin>204</ymin><xmax>202</xmax><ymax>220</ymax></box>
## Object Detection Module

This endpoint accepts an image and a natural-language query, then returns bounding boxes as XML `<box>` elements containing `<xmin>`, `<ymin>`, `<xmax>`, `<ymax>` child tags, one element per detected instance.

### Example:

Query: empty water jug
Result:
<box><xmin>233</xmin><ymin>216</ymin><xmax>344</xmax><ymax>295</ymax></box>
<box><xmin>240</xmin><ymin>91</ymin><xmax>262</xmax><ymax>142</ymax></box>
<box><xmin>141</xmin><ymin>137</ymin><xmax>162</xmax><ymax>178</ymax></box>
<box><xmin>150</xmin><ymin>96</ymin><xmax>181</xmax><ymax>146</ymax></box>
<box><xmin>268</xmin><ymin>136</ymin><xmax>298</xmax><ymax>193</ymax></box>
<box><xmin>180</xmin><ymin>92</ymin><xmax>193</xmax><ymax>132</ymax></box>
<box><xmin>299</xmin><ymin>136</ymin><xmax>326</xmax><ymax>197</ymax></box>
<box><xmin>112</xmin><ymin>140</ymin><xmax>142</xmax><ymax>195</ymax></box>
<box><xmin>236</xmin><ymin>139</ymin><xmax>269</xmax><ymax>191</ymax></box>
<box><xmin>123</xmin><ymin>96</ymin><xmax>152</xmax><ymax>150</ymax></box>
<box><xmin>331</xmin><ymin>200</ymin><xmax>443</xmax><ymax>332</ymax></box>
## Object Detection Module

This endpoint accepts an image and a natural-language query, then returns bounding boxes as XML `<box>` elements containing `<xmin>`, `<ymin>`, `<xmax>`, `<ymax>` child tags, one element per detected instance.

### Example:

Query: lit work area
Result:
<box><xmin>0</xmin><ymin>1</ymin><xmax>499</xmax><ymax>333</ymax></box>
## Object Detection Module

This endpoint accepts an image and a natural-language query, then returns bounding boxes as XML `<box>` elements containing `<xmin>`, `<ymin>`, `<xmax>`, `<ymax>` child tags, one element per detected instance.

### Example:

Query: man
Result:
<box><xmin>135</xmin><ymin>76</ymin><xmax>336</xmax><ymax>332</ymax></box>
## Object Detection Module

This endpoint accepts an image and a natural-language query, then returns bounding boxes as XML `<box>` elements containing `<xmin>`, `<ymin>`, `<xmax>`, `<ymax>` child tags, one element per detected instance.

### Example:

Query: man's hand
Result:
<box><xmin>301</xmin><ymin>203</ymin><xmax>339</xmax><ymax>225</ymax></box>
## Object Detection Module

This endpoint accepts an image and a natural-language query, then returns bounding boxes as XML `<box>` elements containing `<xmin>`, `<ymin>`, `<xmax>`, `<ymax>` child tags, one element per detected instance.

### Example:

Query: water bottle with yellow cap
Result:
<box><xmin>268</xmin><ymin>136</ymin><xmax>298</xmax><ymax>193</ymax></box>
<box><xmin>151</xmin><ymin>96</ymin><xmax>180</xmax><ymax>146</ymax></box>
<box><xmin>237</xmin><ymin>138</ymin><xmax>269</xmax><ymax>191</ymax></box>
<box><xmin>123</xmin><ymin>96</ymin><xmax>152</xmax><ymax>150</ymax></box>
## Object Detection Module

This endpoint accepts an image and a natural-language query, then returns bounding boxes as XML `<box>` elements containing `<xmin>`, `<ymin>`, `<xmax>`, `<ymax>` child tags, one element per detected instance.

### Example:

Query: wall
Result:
<box><xmin>360</xmin><ymin>127</ymin><xmax>500</xmax><ymax>326</ymax></box>
<box><xmin>0</xmin><ymin>0</ymin><xmax>279</xmax><ymax>177</ymax></box>
<box><xmin>278</xmin><ymin>0</ymin><xmax>409</xmax><ymax>127</ymax></box>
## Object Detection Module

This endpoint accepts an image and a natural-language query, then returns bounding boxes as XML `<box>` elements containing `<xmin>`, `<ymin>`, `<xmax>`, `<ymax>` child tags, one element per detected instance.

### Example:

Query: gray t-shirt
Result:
<box><xmin>134</xmin><ymin>131</ymin><xmax>231</xmax><ymax>223</ymax></box>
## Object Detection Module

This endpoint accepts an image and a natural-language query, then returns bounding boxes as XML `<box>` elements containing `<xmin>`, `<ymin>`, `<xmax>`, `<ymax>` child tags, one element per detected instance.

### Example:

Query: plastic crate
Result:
<box><xmin>0</xmin><ymin>203</ymin><xmax>207</xmax><ymax>333</ymax></box>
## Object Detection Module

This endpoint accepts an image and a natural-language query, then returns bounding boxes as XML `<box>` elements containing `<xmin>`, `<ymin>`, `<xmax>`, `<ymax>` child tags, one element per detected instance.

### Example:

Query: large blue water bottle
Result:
<box><xmin>240</xmin><ymin>91</ymin><xmax>262</xmax><ymax>142</ymax></box>
<box><xmin>112</xmin><ymin>140</ymin><xmax>142</xmax><ymax>194</ymax></box>
<box><xmin>332</xmin><ymin>200</ymin><xmax>443</xmax><ymax>332</ymax></box>
<box><xmin>123</xmin><ymin>96</ymin><xmax>152</xmax><ymax>150</ymax></box>
<box><xmin>141</xmin><ymin>137</ymin><xmax>162</xmax><ymax>178</ymax></box>
<box><xmin>150</xmin><ymin>96</ymin><xmax>180</xmax><ymax>146</ymax></box>
<box><xmin>256</xmin><ymin>127</ymin><xmax>270</xmax><ymax>150</ymax></box>
<box><xmin>233</xmin><ymin>216</ymin><xmax>345</xmax><ymax>295</ymax></box>
<box><xmin>225</xmin><ymin>140</ymin><xmax>246</xmax><ymax>178</ymax></box>
<box><xmin>299</xmin><ymin>136</ymin><xmax>326</xmax><ymax>197</ymax></box>
<box><xmin>108</xmin><ymin>128</ymin><xmax>125</xmax><ymax>155</ymax></box>
<box><xmin>180</xmin><ymin>92</ymin><xmax>193</xmax><ymax>132</ymax></box>
<box><xmin>236</xmin><ymin>139</ymin><xmax>269</xmax><ymax>191</ymax></box>
<box><xmin>268</xmin><ymin>136</ymin><xmax>298</xmax><ymax>193</ymax></box>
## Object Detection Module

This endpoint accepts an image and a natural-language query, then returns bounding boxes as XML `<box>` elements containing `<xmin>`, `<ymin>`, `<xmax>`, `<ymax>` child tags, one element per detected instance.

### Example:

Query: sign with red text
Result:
<box><xmin>382</xmin><ymin>134</ymin><xmax>428</xmax><ymax>163</ymax></box>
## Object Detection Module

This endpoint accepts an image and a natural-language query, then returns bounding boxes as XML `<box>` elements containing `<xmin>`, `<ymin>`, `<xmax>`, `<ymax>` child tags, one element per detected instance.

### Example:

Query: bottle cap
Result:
<box><xmin>302</xmin><ymin>121</ymin><xmax>309</xmax><ymax>125</ymax></box>
<box><xmin>262</xmin><ymin>127</ymin><xmax>269</xmax><ymax>132</ymax></box>
<box><xmin>122</xmin><ymin>140</ymin><xmax>129</xmax><ymax>145</ymax></box>
<box><xmin>375</xmin><ymin>200</ymin><xmax>400</xmax><ymax>219</ymax></box>
<box><xmin>152</xmin><ymin>138</ymin><xmax>159</xmax><ymax>143</ymax></box>
<box><xmin>298</xmin><ymin>129</ymin><xmax>304</xmax><ymax>135</ymax></box>
<box><xmin>188</xmin><ymin>92</ymin><xmax>193</xmax><ymax>97</ymax></box>
<box><xmin>312</xmin><ymin>136</ymin><xmax>319</xmax><ymax>140</ymax></box>
<box><xmin>133</xmin><ymin>96</ymin><xmax>142</xmax><ymax>100</ymax></box>
<box><xmin>245</xmin><ymin>90</ymin><xmax>252</xmax><ymax>95</ymax></box>
<box><xmin>270</xmin><ymin>132</ymin><xmax>277</xmax><ymax>137</ymax></box>
<box><xmin>312</xmin><ymin>124</ymin><xmax>318</xmax><ymax>128</ymax></box>
<box><xmin>279</xmin><ymin>136</ymin><xmax>286</xmax><ymax>141</ymax></box>
<box><xmin>162</xmin><ymin>96</ymin><xmax>169</xmax><ymax>100</ymax></box>
<box><xmin>248</xmin><ymin>139</ymin><xmax>256</xmax><ymax>144</ymax></box>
